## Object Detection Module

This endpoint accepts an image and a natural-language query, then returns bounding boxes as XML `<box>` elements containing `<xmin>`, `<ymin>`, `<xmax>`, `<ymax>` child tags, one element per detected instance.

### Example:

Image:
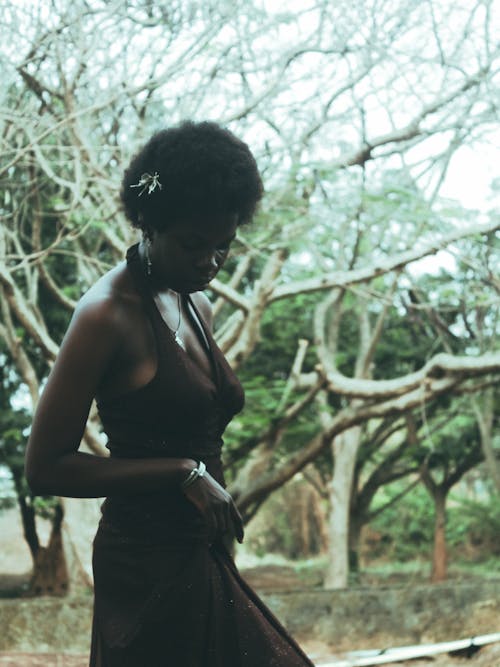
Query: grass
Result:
<box><xmin>236</xmin><ymin>545</ymin><xmax>500</xmax><ymax>590</ymax></box>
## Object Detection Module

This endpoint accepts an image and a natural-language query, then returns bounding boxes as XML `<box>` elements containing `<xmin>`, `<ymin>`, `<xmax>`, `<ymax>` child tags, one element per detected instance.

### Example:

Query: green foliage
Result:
<box><xmin>222</xmin><ymin>288</ymin><xmax>324</xmax><ymax>471</ymax></box>
<box><xmin>241</xmin><ymin>293</ymin><xmax>320</xmax><ymax>379</ymax></box>
<box><xmin>0</xmin><ymin>356</ymin><xmax>30</xmax><ymax>453</ymax></box>
<box><xmin>227</xmin><ymin>373</ymin><xmax>287</xmax><ymax>443</ymax></box>
<box><xmin>224</xmin><ymin>371</ymin><xmax>320</xmax><ymax>472</ymax></box>
<box><xmin>448</xmin><ymin>495</ymin><xmax>500</xmax><ymax>556</ymax></box>
<box><xmin>413</xmin><ymin>408</ymin><xmax>483</xmax><ymax>484</ymax></box>
<box><xmin>0</xmin><ymin>351</ymin><xmax>59</xmax><ymax>515</ymax></box>
<box><xmin>30</xmin><ymin>495</ymin><xmax>60</xmax><ymax>521</ymax></box>
<box><xmin>0</xmin><ymin>469</ymin><xmax>16</xmax><ymax>510</ymax></box>
<box><xmin>372</xmin><ymin>307</ymin><xmax>431</xmax><ymax>377</ymax></box>
<box><xmin>367</xmin><ymin>477</ymin><xmax>500</xmax><ymax>564</ymax></box>
<box><xmin>369</xmin><ymin>483</ymin><xmax>435</xmax><ymax>561</ymax></box>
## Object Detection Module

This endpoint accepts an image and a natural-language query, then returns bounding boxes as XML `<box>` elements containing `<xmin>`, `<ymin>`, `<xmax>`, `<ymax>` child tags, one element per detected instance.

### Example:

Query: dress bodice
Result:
<box><xmin>96</xmin><ymin>243</ymin><xmax>245</xmax><ymax>462</ymax></box>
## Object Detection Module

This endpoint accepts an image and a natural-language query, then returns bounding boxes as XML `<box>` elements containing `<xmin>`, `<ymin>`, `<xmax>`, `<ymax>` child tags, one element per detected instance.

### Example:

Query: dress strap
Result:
<box><xmin>186</xmin><ymin>294</ymin><xmax>221</xmax><ymax>389</ymax></box>
<box><xmin>186</xmin><ymin>295</ymin><xmax>210</xmax><ymax>352</ymax></box>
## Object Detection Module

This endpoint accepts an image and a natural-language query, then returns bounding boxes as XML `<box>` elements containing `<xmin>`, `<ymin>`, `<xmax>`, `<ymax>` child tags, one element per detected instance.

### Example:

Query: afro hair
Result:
<box><xmin>121</xmin><ymin>121</ymin><xmax>263</xmax><ymax>233</ymax></box>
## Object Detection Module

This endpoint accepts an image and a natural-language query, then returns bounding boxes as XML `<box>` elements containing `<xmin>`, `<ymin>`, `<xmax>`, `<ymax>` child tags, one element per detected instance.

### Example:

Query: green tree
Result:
<box><xmin>419</xmin><ymin>410</ymin><xmax>485</xmax><ymax>581</ymax></box>
<box><xmin>0</xmin><ymin>0</ymin><xmax>499</xmax><ymax>593</ymax></box>
<box><xmin>0</xmin><ymin>356</ymin><xmax>69</xmax><ymax>595</ymax></box>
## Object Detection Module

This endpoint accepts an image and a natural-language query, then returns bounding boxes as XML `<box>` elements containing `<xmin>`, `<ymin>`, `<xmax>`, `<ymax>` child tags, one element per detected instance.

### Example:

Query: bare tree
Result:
<box><xmin>1</xmin><ymin>0</ymin><xmax>499</xmax><ymax>589</ymax></box>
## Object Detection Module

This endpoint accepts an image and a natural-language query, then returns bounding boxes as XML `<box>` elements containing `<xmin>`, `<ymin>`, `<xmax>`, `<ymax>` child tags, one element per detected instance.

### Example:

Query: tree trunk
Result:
<box><xmin>28</xmin><ymin>504</ymin><xmax>69</xmax><ymax>596</ymax></box>
<box><xmin>13</xmin><ymin>459</ymin><xmax>93</xmax><ymax>595</ymax></box>
<box><xmin>13</xmin><ymin>467</ymin><xmax>69</xmax><ymax>595</ymax></box>
<box><xmin>308</xmin><ymin>485</ymin><xmax>329</xmax><ymax>555</ymax></box>
<box><xmin>324</xmin><ymin>426</ymin><xmax>362</xmax><ymax>589</ymax></box>
<box><xmin>61</xmin><ymin>496</ymin><xmax>102</xmax><ymax>589</ymax></box>
<box><xmin>285</xmin><ymin>479</ymin><xmax>328</xmax><ymax>558</ymax></box>
<box><xmin>474</xmin><ymin>392</ymin><xmax>500</xmax><ymax>493</ymax></box>
<box><xmin>12</xmin><ymin>468</ymin><xmax>39</xmax><ymax>560</ymax></box>
<box><xmin>348</xmin><ymin>512</ymin><xmax>364</xmax><ymax>576</ymax></box>
<box><xmin>431</xmin><ymin>488</ymin><xmax>448</xmax><ymax>583</ymax></box>
<box><xmin>296</xmin><ymin>488</ymin><xmax>310</xmax><ymax>558</ymax></box>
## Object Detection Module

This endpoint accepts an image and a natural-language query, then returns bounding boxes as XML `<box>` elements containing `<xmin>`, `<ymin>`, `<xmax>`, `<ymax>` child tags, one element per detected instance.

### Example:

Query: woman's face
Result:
<box><xmin>148</xmin><ymin>213</ymin><xmax>239</xmax><ymax>293</ymax></box>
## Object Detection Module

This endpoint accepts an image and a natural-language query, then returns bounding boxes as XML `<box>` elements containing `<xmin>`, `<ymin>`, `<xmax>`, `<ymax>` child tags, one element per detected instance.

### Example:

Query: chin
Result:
<box><xmin>187</xmin><ymin>277</ymin><xmax>214</xmax><ymax>292</ymax></box>
<box><xmin>182</xmin><ymin>283</ymin><xmax>206</xmax><ymax>294</ymax></box>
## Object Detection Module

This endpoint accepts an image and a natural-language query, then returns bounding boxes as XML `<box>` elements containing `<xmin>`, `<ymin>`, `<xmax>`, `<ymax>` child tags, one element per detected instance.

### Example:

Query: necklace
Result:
<box><xmin>171</xmin><ymin>292</ymin><xmax>185</xmax><ymax>350</ymax></box>
<box><xmin>141</xmin><ymin>241</ymin><xmax>185</xmax><ymax>350</ymax></box>
<box><xmin>151</xmin><ymin>290</ymin><xmax>185</xmax><ymax>350</ymax></box>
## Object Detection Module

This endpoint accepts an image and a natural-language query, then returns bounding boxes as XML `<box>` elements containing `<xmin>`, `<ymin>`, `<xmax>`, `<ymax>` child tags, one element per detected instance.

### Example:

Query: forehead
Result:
<box><xmin>170</xmin><ymin>214</ymin><xmax>239</xmax><ymax>242</ymax></box>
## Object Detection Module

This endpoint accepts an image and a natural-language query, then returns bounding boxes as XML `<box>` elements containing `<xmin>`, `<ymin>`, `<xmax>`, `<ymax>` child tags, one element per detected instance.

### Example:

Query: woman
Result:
<box><xmin>25</xmin><ymin>121</ymin><xmax>315</xmax><ymax>666</ymax></box>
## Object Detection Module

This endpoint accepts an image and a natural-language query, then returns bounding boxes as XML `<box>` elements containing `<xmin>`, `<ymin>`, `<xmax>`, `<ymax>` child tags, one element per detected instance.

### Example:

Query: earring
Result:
<box><xmin>143</xmin><ymin>232</ymin><xmax>152</xmax><ymax>276</ymax></box>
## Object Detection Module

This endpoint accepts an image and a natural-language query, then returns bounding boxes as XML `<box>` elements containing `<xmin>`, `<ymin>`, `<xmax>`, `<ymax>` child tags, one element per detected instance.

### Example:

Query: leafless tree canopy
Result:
<box><xmin>1</xmin><ymin>0</ymin><xmax>499</xmax><ymax>585</ymax></box>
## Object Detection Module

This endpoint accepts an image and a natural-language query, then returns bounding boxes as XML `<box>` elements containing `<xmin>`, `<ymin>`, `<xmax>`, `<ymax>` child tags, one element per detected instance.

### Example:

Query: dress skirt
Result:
<box><xmin>89</xmin><ymin>495</ymin><xmax>315</xmax><ymax>667</ymax></box>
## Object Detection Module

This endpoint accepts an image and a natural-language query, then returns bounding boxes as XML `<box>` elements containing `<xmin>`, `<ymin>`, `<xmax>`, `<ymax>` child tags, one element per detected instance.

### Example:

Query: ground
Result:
<box><xmin>1</xmin><ymin>642</ymin><xmax>500</xmax><ymax>666</ymax></box>
<box><xmin>1</xmin><ymin>509</ymin><xmax>499</xmax><ymax>666</ymax></box>
<box><xmin>1</xmin><ymin>563</ymin><xmax>499</xmax><ymax>667</ymax></box>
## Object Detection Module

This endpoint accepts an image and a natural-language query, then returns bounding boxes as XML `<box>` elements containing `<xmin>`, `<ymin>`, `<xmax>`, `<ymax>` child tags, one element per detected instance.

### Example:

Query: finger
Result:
<box><xmin>211</xmin><ymin>506</ymin><xmax>224</xmax><ymax>537</ymax></box>
<box><xmin>222</xmin><ymin>506</ymin><xmax>231</xmax><ymax>535</ymax></box>
<box><xmin>222</xmin><ymin>500</ymin><xmax>234</xmax><ymax>535</ymax></box>
<box><xmin>206</xmin><ymin>509</ymin><xmax>218</xmax><ymax>545</ymax></box>
<box><xmin>230</xmin><ymin>502</ymin><xmax>244</xmax><ymax>543</ymax></box>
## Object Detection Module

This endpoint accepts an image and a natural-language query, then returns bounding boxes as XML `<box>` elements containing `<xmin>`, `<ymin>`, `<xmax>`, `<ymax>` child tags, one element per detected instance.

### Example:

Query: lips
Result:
<box><xmin>197</xmin><ymin>273</ymin><xmax>217</xmax><ymax>284</ymax></box>
<box><xmin>184</xmin><ymin>274</ymin><xmax>216</xmax><ymax>291</ymax></box>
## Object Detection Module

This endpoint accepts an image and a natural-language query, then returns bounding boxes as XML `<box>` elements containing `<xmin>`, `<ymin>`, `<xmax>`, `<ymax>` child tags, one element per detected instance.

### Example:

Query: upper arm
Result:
<box><xmin>25</xmin><ymin>297</ymin><xmax>121</xmax><ymax>477</ymax></box>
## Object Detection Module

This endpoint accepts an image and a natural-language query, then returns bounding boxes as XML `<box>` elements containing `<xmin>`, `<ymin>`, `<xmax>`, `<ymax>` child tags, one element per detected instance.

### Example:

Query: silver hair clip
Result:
<box><xmin>130</xmin><ymin>172</ymin><xmax>162</xmax><ymax>196</ymax></box>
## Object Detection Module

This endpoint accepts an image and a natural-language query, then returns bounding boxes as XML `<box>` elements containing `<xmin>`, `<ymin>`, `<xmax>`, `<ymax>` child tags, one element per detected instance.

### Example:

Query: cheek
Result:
<box><xmin>168</xmin><ymin>247</ymin><xmax>189</xmax><ymax>267</ymax></box>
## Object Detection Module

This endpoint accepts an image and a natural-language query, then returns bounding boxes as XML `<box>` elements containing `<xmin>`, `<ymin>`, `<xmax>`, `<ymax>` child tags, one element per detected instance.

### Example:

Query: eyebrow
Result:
<box><xmin>183</xmin><ymin>232</ymin><xmax>237</xmax><ymax>244</ymax></box>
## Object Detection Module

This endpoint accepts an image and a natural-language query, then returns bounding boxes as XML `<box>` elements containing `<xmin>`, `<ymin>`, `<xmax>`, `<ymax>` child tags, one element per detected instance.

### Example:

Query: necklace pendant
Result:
<box><xmin>174</xmin><ymin>331</ymin><xmax>185</xmax><ymax>350</ymax></box>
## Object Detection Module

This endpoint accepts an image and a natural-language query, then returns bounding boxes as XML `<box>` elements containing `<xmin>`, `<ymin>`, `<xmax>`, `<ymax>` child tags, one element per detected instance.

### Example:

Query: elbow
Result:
<box><xmin>24</xmin><ymin>467</ymin><xmax>46</xmax><ymax>496</ymax></box>
<box><xmin>24</xmin><ymin>458</ymin><xmax>54</xmax><ymax>496</ymax></box>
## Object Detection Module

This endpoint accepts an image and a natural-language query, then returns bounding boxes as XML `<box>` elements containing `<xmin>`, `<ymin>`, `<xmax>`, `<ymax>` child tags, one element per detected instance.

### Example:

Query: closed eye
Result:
<box><xmin>178</xmin><ymin>233</ymin><xmax>236</xmax><ymax>254</ymax></box>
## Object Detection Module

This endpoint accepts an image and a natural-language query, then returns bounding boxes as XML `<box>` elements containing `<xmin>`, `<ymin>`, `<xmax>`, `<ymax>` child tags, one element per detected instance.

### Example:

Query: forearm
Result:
<box><xmin>25</xmin><ymin>450</ymin><xmax>196</xmax><ymax>498</ymax></box>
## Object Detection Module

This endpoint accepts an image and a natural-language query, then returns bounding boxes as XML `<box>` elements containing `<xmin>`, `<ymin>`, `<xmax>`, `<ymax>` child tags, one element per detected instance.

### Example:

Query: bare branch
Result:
<box><xmin>271</xmin><ymin>218</ymin><xmax>500</xmax><ymax>301</ymax></box>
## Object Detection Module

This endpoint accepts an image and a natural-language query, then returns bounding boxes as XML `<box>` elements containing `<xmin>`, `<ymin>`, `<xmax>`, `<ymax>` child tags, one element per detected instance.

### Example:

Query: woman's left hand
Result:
<box><xmin>182</xmin><ymin>470</ymin><xmax>244</xmax><ymax>545</ymax></box>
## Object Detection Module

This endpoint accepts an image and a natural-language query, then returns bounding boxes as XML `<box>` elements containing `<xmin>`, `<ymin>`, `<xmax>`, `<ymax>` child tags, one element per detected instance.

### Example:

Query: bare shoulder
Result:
<box><xmin>190</xmin><ymin>291</ymin><xmax>213</xmax><ymax>330</ymax></box>
<box><xmin>52</xmin><ymin>262</ymin><xmax>142</xmax><ymax>382</ymax></box>
<box><xmin>74</xmin><ymin>261</ymin><xmax>138</xmax><ymax>332</ymax></box>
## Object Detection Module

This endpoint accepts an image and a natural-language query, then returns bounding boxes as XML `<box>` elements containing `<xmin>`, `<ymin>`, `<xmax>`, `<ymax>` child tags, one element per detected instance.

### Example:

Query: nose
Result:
<box><xmin>195</xmin><ymin>251</ymin><xmax>218</xmax><ymax>273</ymax></box>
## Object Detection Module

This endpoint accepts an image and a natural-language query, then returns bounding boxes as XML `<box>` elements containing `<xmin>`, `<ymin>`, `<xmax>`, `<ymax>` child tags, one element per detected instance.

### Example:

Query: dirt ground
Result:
<box><xmin>0</xmin><ymin>655</ymin><xmax>87</xmax><ymax>667</ymax></box>
<box><xmin>1</xmin><ymin>642</ymin><xmax>500</xmax><ymax>666</ymax></box>
<box><xmin>1</xmin><ymin>586</ymin><xmax>499</xmax><ymax>667</ymax></box>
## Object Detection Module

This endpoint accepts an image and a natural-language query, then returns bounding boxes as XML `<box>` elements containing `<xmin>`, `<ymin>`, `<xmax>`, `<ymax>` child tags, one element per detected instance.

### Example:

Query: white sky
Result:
<box><xmin>441</xmin><ymin>143</ymin><xmax>499</xmax><ymax>210</ymax></box>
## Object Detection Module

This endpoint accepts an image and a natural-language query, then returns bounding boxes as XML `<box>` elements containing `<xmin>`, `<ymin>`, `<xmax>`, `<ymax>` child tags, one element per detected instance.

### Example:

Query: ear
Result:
<box><xmin>139</xmin><ymin>216</ymin><xmax>153</xmax><ymax>243</ymax></box>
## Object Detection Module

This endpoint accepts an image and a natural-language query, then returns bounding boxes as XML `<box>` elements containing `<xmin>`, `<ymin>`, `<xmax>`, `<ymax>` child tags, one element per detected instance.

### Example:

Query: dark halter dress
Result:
<box><xmin>89</xmin><ymin>244</ymin><xmax>315</xmax><ymax>666</ymax></box>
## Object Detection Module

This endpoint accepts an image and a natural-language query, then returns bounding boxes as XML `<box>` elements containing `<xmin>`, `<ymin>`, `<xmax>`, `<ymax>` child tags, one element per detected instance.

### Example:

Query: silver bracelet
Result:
<box><xmin>181</xmin><ymin>461</ymin><xmax>206</xmax><ymax>490</ymax></box>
